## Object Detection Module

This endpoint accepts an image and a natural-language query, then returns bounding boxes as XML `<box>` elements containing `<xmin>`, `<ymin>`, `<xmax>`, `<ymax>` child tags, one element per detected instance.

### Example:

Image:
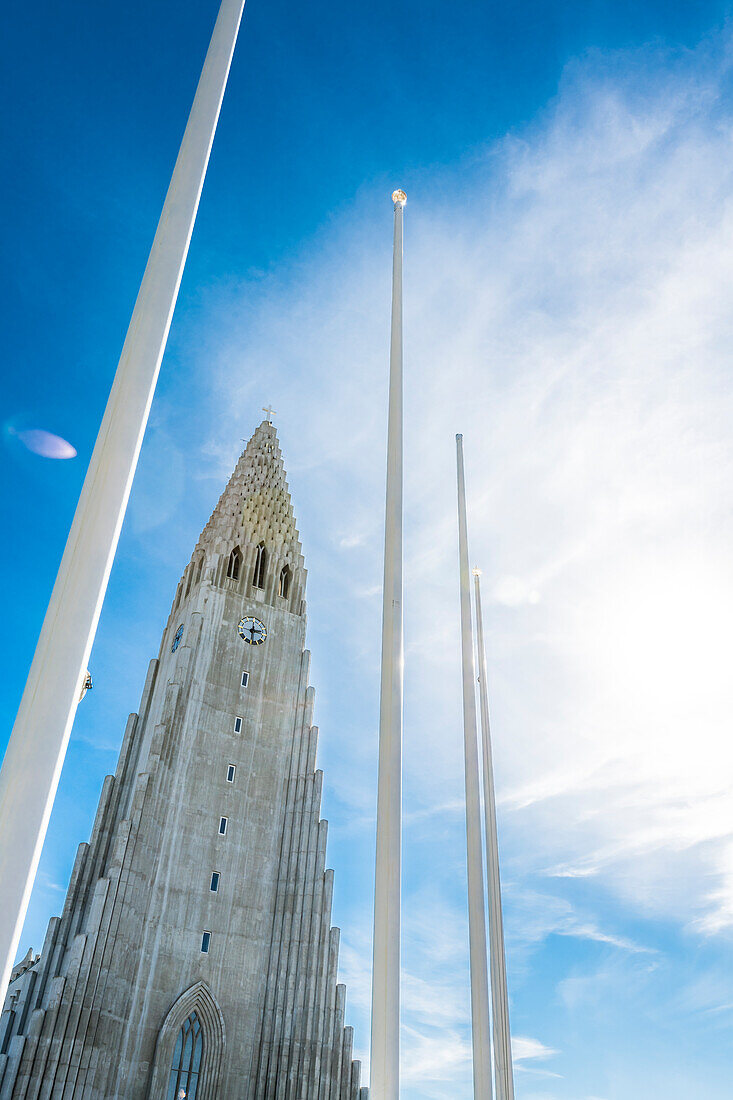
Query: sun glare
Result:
<box><xmin>579</xmin><ymin>556</ymin><xmax>733</xmax><ymax>768</ymax></box>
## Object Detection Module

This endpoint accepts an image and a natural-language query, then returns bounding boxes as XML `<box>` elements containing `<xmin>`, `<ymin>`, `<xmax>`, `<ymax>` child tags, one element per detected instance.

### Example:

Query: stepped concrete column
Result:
<box><xmin>474</xmin><ymin>568</ymin><xmax>515</xmax><ymax>1100</ymax></box>
<box><xmin>370</xmin><ymin>190</ymin><xmax>406</xmax><ymax>1100</ymax></box>
<box><xmin>0</xmin><ymin>0</ymin><xmax>247</xmax><ymax>996</ymax></box>
<box><xmin>456</xmin><ymin>435</ymin><xmax>492</xmax><ymax>1099</ymax></box>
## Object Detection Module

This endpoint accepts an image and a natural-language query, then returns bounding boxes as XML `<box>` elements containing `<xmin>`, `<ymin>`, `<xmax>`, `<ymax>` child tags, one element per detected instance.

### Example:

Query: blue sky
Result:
<box><xmin>3</xmin><ymin>1</ymin><xmax>733</xmax><ymax>1097</ymax></box>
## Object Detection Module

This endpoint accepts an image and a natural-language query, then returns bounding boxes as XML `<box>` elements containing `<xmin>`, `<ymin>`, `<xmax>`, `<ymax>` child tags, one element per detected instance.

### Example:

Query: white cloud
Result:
<box><xmin>338</xmin><ymin>532</ymin><xmax>367</xmax><ymax>549</ymax></box>
<box><xmin>186</xmin><ymin>27</ymin><xmax>733</xmax><ymax>1096</ymax></box>
<box><xmin>400</xmin><ymin>1024</ymin><xmax>471</xmax><ymax>1085</ymax></box>
<box><xmin>512</xmin><ymin>1035</ymin><xmax>559</xmax><ymax>1062</ymax></box>
<box><xmin>493</xmin><ymin>575</ymin><xmax>541</xmax><ymax>607</ymax></box>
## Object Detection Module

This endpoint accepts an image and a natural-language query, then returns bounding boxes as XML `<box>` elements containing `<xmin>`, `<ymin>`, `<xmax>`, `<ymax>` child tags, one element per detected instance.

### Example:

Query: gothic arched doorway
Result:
<box><xmin>148</xmin><ymin>982</ymin><xmax>225</xmax><ymax>1100</ymax></box>
<box><xmin>167</xmin><ymin>1012</ymin><xmax>203</xmax><ymax>1099</ymax></box>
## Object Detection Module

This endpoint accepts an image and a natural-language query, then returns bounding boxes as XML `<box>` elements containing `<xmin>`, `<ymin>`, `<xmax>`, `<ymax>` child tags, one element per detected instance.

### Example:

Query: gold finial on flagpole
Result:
<box><xmin>391</xmin><ymin>189</ymin><xmax>407</xmax><ymax>205</ymax></box>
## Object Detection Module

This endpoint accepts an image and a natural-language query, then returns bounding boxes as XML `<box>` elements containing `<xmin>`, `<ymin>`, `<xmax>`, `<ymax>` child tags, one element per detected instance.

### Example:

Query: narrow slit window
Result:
<box><xmin>278</xmin><ymin>564</ymin><xmax>291</xmax><ymax>599</ymax></box>
<box><xmin>253</xmin><ymin>542</ymin><xmax>267</xmax><ymax>589</ymax></box>
<box><xmin>226</xmin><ymin>764</ymin><xmax>236</xmax><ymax>783</ymax></box>
<box><xmin>241</xmin><ymin>670</ymin><xmax>249</xmax><ymax>688</ymax></box>
<box><xmin>210</xmin><ymin>871</ymin><xmax>220</xmax><ymax>893</ymax></box>
<box><xmin>218</xmin><ymin>816</ymin><xmax>228</xmax><ymax>836</ymax></box>
<box><xmin>201</xmin><ymin>931</ymin><xmax>211</xmax><ymax>954</ymax></box>
<box><xmin>234</xmin><ymin>716</ymin><xmax>242</xmax><ymax>734</ymax></box>
<box><xmin>227</xmin><ymin>546</ymin><xmax>242</xmax><ymax>581</ymax></box>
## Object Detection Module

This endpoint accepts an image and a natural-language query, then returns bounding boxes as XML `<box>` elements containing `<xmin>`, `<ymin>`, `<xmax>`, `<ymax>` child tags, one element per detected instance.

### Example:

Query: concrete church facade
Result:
<box><xmin>0</xmin><ymin>420</ymin><xmax>367</xmax><ymax>1100</ymax></box>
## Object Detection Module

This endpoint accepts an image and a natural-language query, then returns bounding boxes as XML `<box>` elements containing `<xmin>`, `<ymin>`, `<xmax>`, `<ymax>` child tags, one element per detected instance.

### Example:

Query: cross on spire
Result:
<box><xmin>262</xmin><ymin>405</ymin><xmax>276</xmax><ymax>423</ymax></box>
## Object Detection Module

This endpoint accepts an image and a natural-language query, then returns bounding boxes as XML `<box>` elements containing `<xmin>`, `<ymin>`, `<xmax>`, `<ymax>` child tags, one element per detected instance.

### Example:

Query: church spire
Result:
<box><xmin>172</xmin><ymin>419</ymin><xmax>306</xmax><ymax>620</ymax></box>
<box><xmin>202</xmin><ymin>419</ymin><xmax>302</xmax><ymax>555</ymax></box>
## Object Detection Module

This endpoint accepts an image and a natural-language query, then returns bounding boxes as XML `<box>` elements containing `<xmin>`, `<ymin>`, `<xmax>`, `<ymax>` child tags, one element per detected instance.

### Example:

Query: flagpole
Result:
<box><xmin>456</xmin><ymin>435</ymin><xmax>493</xmax><ymax>1099</ymax></box>
<box><xmin>474</xmin><ymin>568</ymin><xmax>515</xmax><ymax>1100</ymax></box>
<box><xmin>370</xmin><ymin>189</ymin><xmax>406</xmax><ymax>1100</ymax></box>
<box><xmin>0</xmin><ymin>0</ymin><xmax>247</xmax><ymax>997</ymax></box>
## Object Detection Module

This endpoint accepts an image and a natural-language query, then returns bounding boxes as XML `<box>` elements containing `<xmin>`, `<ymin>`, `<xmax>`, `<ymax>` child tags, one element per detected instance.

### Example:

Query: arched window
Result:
<box><xmin>253</xmin><ymin>542</ymin><xmax>267</xmax><ymax>589</ymax></box>
<box><xmin>278</xmin><ymin>565</ymin><xmax>291</xmax><ymax>600</ymax></box>
<box><xmin>227</xmin><ymin>546</ymin><xmax>242</xmax><ymax>581</ymax></box>
<box><xmin>185</xmin><ymin>566</ymin><xmax>193</xmax><ymax>598</ymax></box>
<box><xmin>167</xmin><ymin>1012</ymin><xmax>203</xmax><ymax>1100</ymax></box>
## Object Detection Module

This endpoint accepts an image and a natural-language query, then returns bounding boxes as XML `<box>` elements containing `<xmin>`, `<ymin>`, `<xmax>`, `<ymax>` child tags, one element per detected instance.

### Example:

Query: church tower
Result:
<box><xmin>0</xmin><ymin>420</ymin><xmax>367</xmax><ymax>1100</ymax></box>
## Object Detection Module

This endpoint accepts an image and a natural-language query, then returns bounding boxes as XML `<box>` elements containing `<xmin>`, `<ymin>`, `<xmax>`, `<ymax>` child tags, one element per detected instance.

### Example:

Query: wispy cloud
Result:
<box><xmin>513</xmin><ymin>1035</ymin><xmax>559</xmax><ymax>1062</ymax></box>
<box><xmin>179</xmin><ymin>26</ymin><xmax>733</xmax><ymax>1098</ymax></box>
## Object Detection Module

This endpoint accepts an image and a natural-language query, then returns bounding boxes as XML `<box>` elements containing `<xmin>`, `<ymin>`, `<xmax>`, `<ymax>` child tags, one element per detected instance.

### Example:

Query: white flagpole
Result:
<box><xmin>474</xmin><ymin>568</ymin><xmax>515</xmax><ymax>1100</ymax></box>
<box><xmin>370</xmin><ymin>189</ymin><xmax>406</xmax><ymax>1100</ymax></box>
<box><xmin>0</xmin><ymin>0</ymin><xmax>246</xmax><ymax>997</ymax></box>
<box><xmin>456</xmin><ymin>435</ymin><xmax>493</xmax><ymax>1099</ymax></box>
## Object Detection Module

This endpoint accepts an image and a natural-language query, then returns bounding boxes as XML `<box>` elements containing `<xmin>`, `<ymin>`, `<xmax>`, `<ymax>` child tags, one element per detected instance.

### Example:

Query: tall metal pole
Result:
<box><xmin>456</xmin><ymin>435</ymin><xmax>493</xmax><ymax>1100</ymax></box>
<box><xmin>370</xmin><ymin>189</ymin><xmax>406</xmax><ymax>1100</ymax></box>
<box><xmin>0</xmin><ymin>0</ymin><xmax>246</xmax><ymax>997</ymax></box>
<box><xmin>474</xmin><ymin>568</ymin><xmax>515</xmax><ymax>1100</ymax></box>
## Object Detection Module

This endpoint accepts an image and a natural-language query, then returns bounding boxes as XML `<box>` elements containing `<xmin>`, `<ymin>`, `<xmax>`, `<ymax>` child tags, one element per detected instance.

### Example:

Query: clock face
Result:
<box><xmin>238</xmin><ymin>616</ymin><xmax>267</xmax><ymax>646</ymax></box>
<box><xmin>171</xmin><ymin>624</ymin><xmax>184</xmax><ymax>653</ymax></box>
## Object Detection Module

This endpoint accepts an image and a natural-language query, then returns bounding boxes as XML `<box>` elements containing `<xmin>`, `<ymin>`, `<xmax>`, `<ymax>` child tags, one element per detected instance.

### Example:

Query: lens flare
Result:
<box><xmin>9</xmin><ymin>427</ymin><xmax>77</xmax><ymax>459</ymax></box>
